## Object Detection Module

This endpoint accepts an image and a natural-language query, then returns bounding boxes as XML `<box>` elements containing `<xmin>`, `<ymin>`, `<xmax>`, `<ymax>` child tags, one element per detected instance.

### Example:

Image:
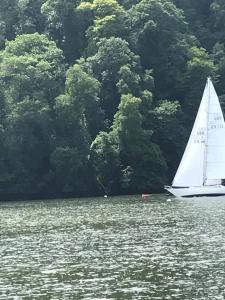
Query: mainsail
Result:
<box><xmin>172</xmin><ymin>77</ymin><xmax>225</xmax><ymax>187</ymax></box>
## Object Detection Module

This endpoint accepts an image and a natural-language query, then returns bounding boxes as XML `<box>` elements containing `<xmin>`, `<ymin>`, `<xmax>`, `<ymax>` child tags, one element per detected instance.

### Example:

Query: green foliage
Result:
<box><xmin>116</xmin><ymin>65</ymin><xmax>141</xmax><ymax>95</ymax></box>
<box><xmin>0</xmin><ymin>0</ymin><xmax>19</xmax><ymax>48</ymax></box>
<box><xmin>0</xmin><ymin>33</ymin><xmax>65</xmax><ymax>196</ymax></box>
<box><xmin>16</xmin><ymin>0</ymin><xmax>46</xmax><ymax>34</ymax></box>
<box><xmin>129</xmin><ymin>0</ymin><xmax>195</xmax><ymax>99</ymax></box>
<box><xmin>63</xmin><ymin>63</ymin><xmax>103</xmax><ymax>138</ymax></box>
<box><xmin>42</xmin><ymin>0</ymin><xmax>85</xmax><ymax>63</ymax></box>
<box><xmin>88</xmin><ymin>37</ymin><xmax>138</xmax><ymax>78</ymax></box>
<box><xmin>152</xmin><ymin>100</ymin><xmax>187</xmax><ymax>180</ymax></box>
<box><xmin>0</xmin><ymin>0</ymin><xmax>225</xmax><ymax>199</ymax></box>
<box><xmin>50</xmin><ymin>146</ymin><xmax>91</xmax><ymax>194</ymax></box>
<box><xmin>78</xmin><ymin>0</ymin><xmax>127</xmax><ymax>53</ymax></box>
<box><xmin>212</xmin><ymin>42</ymin><xmax>225</xmax><ymax>94</ymax></box>
<box><xmin>172</xmin><ymin>0</ymin><xmax>214</xmax><ymax>49</ymax></box>
<box><xmin>111</xmin><ymin>94</ymin><xmax>167</xmax><ymax>192</ymax></box>
<box><xmin>52</xmin><ymin>94</ymin><xmax>90</xmax><ymax>194</ymax></box>
<box><xmin>180</xmin><ymin>47</ymin><xmax>217</xmax><ymax>126</ymax></box>
<box><xmin>90</xmin><ymin>131</ymin><xmax>121</xmax><ymax>194</ymax></box>
<box><xmin>79</xmin><ymin>0</ymin><xmax>124</xmax><ymax>17</ymax></box>
<box><xmin>87</xmin><ymin>37</ymin><xmax>140</xmax><ymax>120</ymax></box>
<box><xmin>0</xmin><ymin>33</ymin><xmax>65</xmax><ymax>108</ymax></box>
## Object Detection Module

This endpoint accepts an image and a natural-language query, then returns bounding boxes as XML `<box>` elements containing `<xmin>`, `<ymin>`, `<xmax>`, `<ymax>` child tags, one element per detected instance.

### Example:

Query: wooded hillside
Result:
<box><xmin>0</xmin><ymin>0</ymin><xmax>224</xmax><ymax>199</ymax></box>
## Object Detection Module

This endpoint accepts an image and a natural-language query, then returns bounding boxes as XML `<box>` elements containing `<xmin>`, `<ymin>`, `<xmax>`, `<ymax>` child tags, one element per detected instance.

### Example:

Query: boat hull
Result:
<box><xmin>165</xmin><ymin>185</ymin><xmax>225</xmax><ymax>198</ymax></box>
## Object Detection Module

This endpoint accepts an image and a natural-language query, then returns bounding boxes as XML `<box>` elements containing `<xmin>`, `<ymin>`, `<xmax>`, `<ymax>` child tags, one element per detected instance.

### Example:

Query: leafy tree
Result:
<box><xmin>87</xmin><ymin>37</ymin><xmax>140</xmax><ymax>121</ymax></box>
<box><xmin>90</xmin><ymin>93</ymin><xmax>168</xmax><ymax>194</ymax></box>
<box><xmin>172</xmin><ymin>0</ymin><xmax>214</xmax><ymax>50</ymax></box>
<box><xmin>78</xmin><ymin>0</ymin><xmax>128</xmax><ymax>54</ymax></box>
<box><xmin>0</xmin><ymin>0</ymin><xmax>19</xmax><ymax>48</ymax></box>
<box><xmin>16</xmin><ymin>0</ymin><xmax>46</xmax><ymax>34</ymax></box>
<box><xmin>116</xmin><ymin>64</ymin><xmax>141</xmax><ymax>96</ymax></box>
<box><xmin>210</xmin><ymin>0</ymin><xmax>225</xmax><ymax>44</ymax></box>
<box><xmin>0</xmin><ymin>33</ymin><xmax>65</xmax><ymax>196</ymax></box>
<box><xmin>117</xmin><ymin>0</ymin><xmax>139</xmax><ymax>9</ymax></box>
<box><xmin>50</xmin><ymin>62</ymin><xmax>99</xmax><ymax>195</ymax></box>
<box><xmin>0</xmin><ymin>33</ymin><xmax>65</xmax><ymax>110</ymax></box>
<box><xmin>42</xmin><ymin>0</ymin><xmax>85</xmax><ymax>63</ymax></box>
<box><xmin>212</xmin><ymin>42</ymin><xmax>225</xmax><ymax>96</ymax></box>
<box><xmin>90</xmin><ymin>131</ymin><xmax>121</xmax><ymax>194</ymax></box>
<box><xmin>63</xmin><ymin>63</ymin><xmax>104</xmax><ymax>138</ymax></box>
<box><xmin>129</xmin><ymin>0</ymin><xmax>195</xmax><ymax>100</ymax></box>
<box><xmin>151</xmin><ymin>100</ymin><xmax>187</xmax><ymax>181</ymax></box>
<box><xmin>0</xmin><ymin>0</ymin><xmax>46</xmax><ymax>48</ymax></box>
<box><xmin>111</xmin><ymin>94</ymin><xmax>167</xmax><ymax>192</ymax></box>
<box><xmin>179</xmin><ymin>46</ymin><xmax>217</xmax><ymax>127</ymax></box>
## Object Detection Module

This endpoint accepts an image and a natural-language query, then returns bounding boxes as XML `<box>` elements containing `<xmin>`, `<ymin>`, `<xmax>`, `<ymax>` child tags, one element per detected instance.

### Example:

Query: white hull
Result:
<box><xmin>165</xmin><ymin>185</ymin><xmax>225</xmax><ymax>198</ymax></box>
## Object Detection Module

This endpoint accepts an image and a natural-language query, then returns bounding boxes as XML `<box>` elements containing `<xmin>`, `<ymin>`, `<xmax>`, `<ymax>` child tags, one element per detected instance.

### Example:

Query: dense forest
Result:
<box><xmin>0</xmin><ymin>0</ymin><xmax>225</xmax><ymax>199</ymax></box>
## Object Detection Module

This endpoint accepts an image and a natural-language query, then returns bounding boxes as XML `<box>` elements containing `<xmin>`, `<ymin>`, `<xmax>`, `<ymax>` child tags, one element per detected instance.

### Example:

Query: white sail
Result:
<box><xmin>205</xmin><ymin>79</ymin><xmax>225</xmax><ymax>182</ymax></box>
<box><xmin>172</xmin><ymin>77</ymin><xmax>225</xmax><ymax>187</ymax></box>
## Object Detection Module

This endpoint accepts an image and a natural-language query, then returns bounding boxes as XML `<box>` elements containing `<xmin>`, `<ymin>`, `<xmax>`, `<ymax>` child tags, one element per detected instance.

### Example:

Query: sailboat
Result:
<box><xmin>165</xmin><ymin>77</ymin><xmax>225</xmax><ymax>198</ymax></box>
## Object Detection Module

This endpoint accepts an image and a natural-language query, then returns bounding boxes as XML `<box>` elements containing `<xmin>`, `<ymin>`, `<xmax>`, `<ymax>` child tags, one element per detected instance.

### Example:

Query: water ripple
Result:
<box><xmin>1</xmin><ymin>195</ymin><xmax>225</xmax><ymax>299</ymax></box>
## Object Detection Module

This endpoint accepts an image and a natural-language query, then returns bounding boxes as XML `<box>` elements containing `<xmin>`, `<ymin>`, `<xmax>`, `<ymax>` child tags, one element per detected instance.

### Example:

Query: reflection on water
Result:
<box><xmin>1</xmin><ymin>195</ymin><xmax>225</xmax><ymax>299</ymax></box>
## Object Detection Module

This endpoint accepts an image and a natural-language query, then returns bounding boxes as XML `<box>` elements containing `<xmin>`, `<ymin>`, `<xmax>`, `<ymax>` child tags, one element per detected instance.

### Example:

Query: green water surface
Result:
<box><xmin>1</xmin><ymin>194</ymin><xmax>225</xmax><ymax>299</ymax></box>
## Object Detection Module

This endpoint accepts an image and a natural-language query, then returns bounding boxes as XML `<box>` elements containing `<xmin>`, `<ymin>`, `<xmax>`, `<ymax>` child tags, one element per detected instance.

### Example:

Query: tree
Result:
<box><xmin>173</xmin><ymin>0</ymin><xmax>214</xmax><ymax>50</ymax></box>
<box><xmin>0</xmin><ymin>33</ymin><xmax>65</xmax><ymax>110</ymax></box>
<box><xmin>87</xmin><ymin>37</ymin><xmax>140</xmax><ymax>121</ymax></box>
<box><xmin>129</xmin><ymin>0</ymin><xmax>195</xmax><ymax>100</ymax></box>
<box><xmin>0</xmin><ymin>0</ymin><xmax>19</xmax><ymax>48</ymax></box>
<box><xmin>0</xmin><ymin>33</ymin><xmax>65</xmax><ymax>196</ymax></box>
<box><xmin>151</xmin><ymin>100</ymin><xmax>187</xmax><ymax>181</ymax></box>
<box><xmin>50</xmin><ymin>62</ymin><xmax>99</xmax><ymax>195</ymax></box>
<box><xmin>42</xmin><ymin>0</ymin><xmax>85</xmax><ymax>63</ymax></box>
<box><xmin>212</xmin><ymin>42</ymin><xmax>225</xmax><ymax>97</ymax></box>
<box><xmin>90</xmin><ymin>131</ymin><xmax>121</xmax><ymax>194</ymax></box>
<box><xmin>78</xmin><ymin>0</ymin><xmax>128</xmax><ymax>54</ymax></box>
<box><xmin>111</xmin><ymin>94</ymin><xmax>167</xmax><ymax>192</ymax></box>
<box><xmin>210</xmin><ymin>0</ymin><xmax>225</xmax><ymax>45</ymax></box>
<box><xmin>16</xmin><ymin>0</ymin><xmax>46</xmax><ymax>34</ymax></box>
<box><xmin>179</xmin><ymin>46</ymin><xmax>217</xmax><ymax>128</ymax></box>
<box><xmin>63</xmin><ymin>63</ymin><xmax>104</xmax><ymax>138</ymax></box>
<box><xmin>116</xmin><ymin>64</ymin><xmax>141</xmax><ymax>96</ymax></box>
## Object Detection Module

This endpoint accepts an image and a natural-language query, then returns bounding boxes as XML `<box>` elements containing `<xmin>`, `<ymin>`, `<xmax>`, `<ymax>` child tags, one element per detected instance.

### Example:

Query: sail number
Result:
<box><xmin>194</xmin><ymin>127</ymin><xmax>206</xmax><ymax>144</ymax></box>
<box><xmin>210</xmin><ymin>113</ymin><xmax>224</xmax><ymax>129</ymax></box>
<box><xmin>210</xmin><ymin>124</ymin><xmax>224</xmax><ymax>129</ymax></box>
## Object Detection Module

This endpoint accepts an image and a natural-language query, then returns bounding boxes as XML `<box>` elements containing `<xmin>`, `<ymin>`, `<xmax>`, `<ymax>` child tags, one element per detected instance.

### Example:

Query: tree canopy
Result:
<box><xmin>0</xmin><ymin>0</ymin><xmax>223</xmax><ymax>199</ymax></box>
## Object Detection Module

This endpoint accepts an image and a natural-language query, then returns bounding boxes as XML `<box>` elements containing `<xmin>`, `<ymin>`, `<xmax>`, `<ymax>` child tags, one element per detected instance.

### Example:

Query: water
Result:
<box><xmin>1</xmin><ymin>195</ymin><xmax>225</xmax><ymax>299</ymax></box>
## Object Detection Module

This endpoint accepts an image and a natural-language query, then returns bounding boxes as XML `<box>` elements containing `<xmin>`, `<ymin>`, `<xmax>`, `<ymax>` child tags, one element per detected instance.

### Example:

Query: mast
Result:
<box><xmin>203</xmin><ymin>77</ymin><xmax>210</xmax><ymax>186</ymax></box>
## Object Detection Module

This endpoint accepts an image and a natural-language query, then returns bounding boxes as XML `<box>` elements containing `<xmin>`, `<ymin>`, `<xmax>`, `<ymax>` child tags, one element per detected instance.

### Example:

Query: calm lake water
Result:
<box><xmin>1</xmin><ymin>194</ymin><xmax>225</xmax><ymax>299</ymax></box>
